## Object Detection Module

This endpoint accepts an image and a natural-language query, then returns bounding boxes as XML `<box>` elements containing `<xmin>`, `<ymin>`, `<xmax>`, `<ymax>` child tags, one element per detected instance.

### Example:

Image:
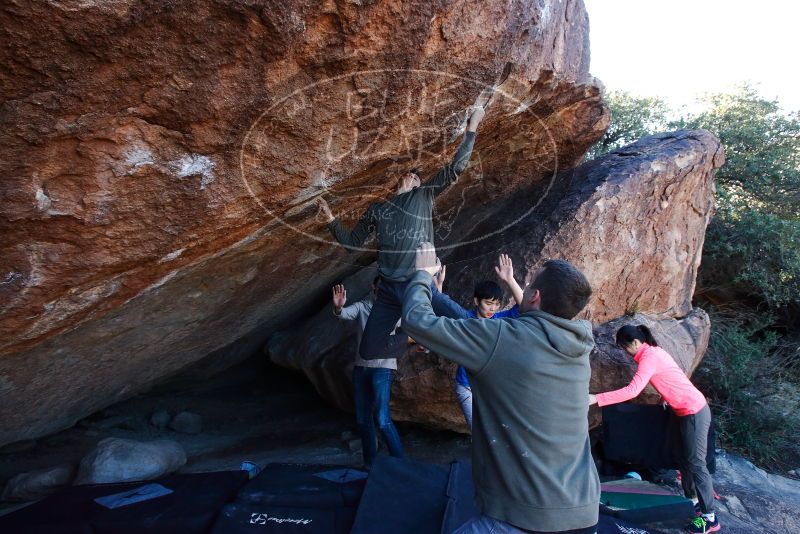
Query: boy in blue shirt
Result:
<box><xmin>431</xmin><ymin>254</ymin><xmax>524</xmax><ymax>429</ymax></box>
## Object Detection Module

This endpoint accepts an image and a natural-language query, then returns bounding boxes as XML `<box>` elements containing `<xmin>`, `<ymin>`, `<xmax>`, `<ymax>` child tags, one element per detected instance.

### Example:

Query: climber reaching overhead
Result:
<box><xmin>315</xmin><ymin>106</ymin><xmax>485</xmax><ymax>361</ymax></box>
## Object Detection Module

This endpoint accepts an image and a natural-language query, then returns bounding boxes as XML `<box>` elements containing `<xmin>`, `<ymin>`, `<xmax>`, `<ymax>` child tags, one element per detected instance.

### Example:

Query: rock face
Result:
<box><xmin>169</xmin><ymin>411</ymin><xmax>203</xmax><ymax>435</ymax></box>
<box><xmin>656</xmin><ymin>451</ymin><xmax>800</xmax><ymax>534</ymax></box>
<box><xmin>269</xmin><ymin>131</ymin><xmax>723</xmax><ymax>431</ymax></box>
<box><xmin>75</xmin><ymin>438</ymin><xmax>186</xmax><ymax>485</ymax></box>
<box><xmin>0</xmin><ymin>0</ymin><xmax>609</xmax><ymax>446</ymax></box>
<box><xmin>708</xmin><ymin>452</ymin><xmax>800</xmax><ymax>534</ymax></box>
<box><xmin>1</xmin><ymin>464</ymin><xmax>75</xmax><ymax>502</ymax></box>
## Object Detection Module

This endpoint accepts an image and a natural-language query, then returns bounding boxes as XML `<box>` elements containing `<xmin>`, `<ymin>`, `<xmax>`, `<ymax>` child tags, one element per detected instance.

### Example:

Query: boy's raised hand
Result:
<box><xmin>415</xmin><ymin>242</ymin><xmax>441</xmax><ymax>276</ymax></box>
<box><xmin>495</xmin><ymin>253</ymin><xmax>514</xmax><ymax>282</ymax></box>
<box><xmin>332</xmin><ymin>284</ymin><xmax>347</xmax><ymax>313</ymax></box>
<box><xmin>495</xmin><ymin>253</ymin><xmax>524</xmax><ymax>306</ymax></box>
<box><xmin>433</xmin><ymin>265</ymin><xmax>447</xmax><ymax>292</ymax></box>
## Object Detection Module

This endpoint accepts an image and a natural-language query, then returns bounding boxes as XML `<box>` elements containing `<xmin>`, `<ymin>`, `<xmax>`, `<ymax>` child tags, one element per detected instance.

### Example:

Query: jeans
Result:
<box><xmin>674</xmin><ymin>404</ymin><xmax>715</xmax><ymax>513</ymax></box>
<box><xmin>352</xmin><ymin>366</ymin><xmax>404</xmax><ymax>467</ymax></box>
<box><xmin>455</xmin><ymin>383</ymin><xmax>473</xmax><ymax>429</ymax></box>
<box><xmin>453</xmin><ymin>515</ymin><xmax>597</xmax><ymax>534</ymax></box>
<box><xmin>359</xmin><ymin>278</ymin><xmax>411</xmax><ymax>360</ymax></box>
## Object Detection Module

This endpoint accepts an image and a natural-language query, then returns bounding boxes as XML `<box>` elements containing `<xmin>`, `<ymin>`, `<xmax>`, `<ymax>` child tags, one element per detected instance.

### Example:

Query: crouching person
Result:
<box><xmin>403</xmin><ymin>243</ymin><xmax>600</xmax><ymax>534</ymax></box>
<box><xmin>332</xmin><ymin>281</ymin><xmax>404</xmax><ymax>469</ymax></box>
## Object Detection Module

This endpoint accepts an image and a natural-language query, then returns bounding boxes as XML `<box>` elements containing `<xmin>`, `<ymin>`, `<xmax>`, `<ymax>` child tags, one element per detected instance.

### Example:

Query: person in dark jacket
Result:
<box><xmin>316</xmin><ymin>107</ymin><xmax>485</xmax><ymax>363</ymax></box>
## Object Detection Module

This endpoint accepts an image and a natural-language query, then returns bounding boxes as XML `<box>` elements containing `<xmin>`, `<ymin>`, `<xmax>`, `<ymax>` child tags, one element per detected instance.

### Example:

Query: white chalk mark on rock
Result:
<box><xmin>159</xmin><ymin>248</ymin><xmax>186</xmax><ymax>263</ymax></box>
<box><xmin>35</xmin><ymin>188</ymin><xmax>52</xmax><ymax>211</ymax></box>
<box><xmin>171</xmin><ymin>154</ymin><xmax>216</xmax><ymax>189</ymax></box>
<box><xmin>123</xmin><ymin>146</ymin><xmax>154</xmax><ymax>172</ymax></box>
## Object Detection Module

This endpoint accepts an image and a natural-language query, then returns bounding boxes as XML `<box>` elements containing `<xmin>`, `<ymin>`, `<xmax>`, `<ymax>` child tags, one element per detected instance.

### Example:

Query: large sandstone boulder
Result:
<box><xmin>268</xmin><ymin>131</ymin><xmax>723</xmax><ymax>431</ymax></box>
<box><xmin>75</xmin><ymin>438</ymin><xmax>186</xmax><ymax>485</ymax></box>
<box><xmin>0</xmin><ymin>0</ymin><xmax>608</xmax><ymax>445</ymax></box>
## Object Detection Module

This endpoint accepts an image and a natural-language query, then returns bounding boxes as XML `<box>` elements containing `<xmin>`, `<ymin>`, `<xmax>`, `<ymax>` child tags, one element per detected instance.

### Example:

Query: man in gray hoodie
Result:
<box><xmin>403</xmin><ymin>243</ymin><xmax>600</xmax><ymax>534</ymax></box>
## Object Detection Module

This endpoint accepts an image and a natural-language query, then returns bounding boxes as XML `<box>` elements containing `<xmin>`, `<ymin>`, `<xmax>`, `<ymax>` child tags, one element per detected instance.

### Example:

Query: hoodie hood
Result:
<box><xmin>523</xmin><ymin>309</ymin><xmax>594</xmax><ymax>358</ymax></box>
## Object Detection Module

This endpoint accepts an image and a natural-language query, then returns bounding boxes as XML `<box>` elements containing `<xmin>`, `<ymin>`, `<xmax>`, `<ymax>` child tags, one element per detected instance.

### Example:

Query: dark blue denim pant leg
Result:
<box><xmin>372</xmin><ymin>367</ymin><xmax>404</xmax><ymax>458</ymax></box>
<box><xmin>353</xmin><ymin>366</ymin><xmax>377</xmax><ymax>467</ymax></box>
<box><xmin>358</xmin><ymin>278</ymin><xmax>409</xmax><ymax>360</ymax></box>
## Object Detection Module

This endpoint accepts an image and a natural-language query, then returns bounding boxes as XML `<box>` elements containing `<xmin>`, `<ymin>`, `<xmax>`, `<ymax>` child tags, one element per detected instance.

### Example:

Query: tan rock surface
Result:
<box><xmin>0</xmin><ymin>0</ymin><xmax>607</xmax><ymax>445</ymax></box>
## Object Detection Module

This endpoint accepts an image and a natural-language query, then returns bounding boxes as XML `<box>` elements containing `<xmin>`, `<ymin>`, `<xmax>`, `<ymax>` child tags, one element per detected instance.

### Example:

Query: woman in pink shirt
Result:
<box><xmin>589</xmin><ymin>325</ymin><xmax>719</xmax><ymax>534</ymax></box>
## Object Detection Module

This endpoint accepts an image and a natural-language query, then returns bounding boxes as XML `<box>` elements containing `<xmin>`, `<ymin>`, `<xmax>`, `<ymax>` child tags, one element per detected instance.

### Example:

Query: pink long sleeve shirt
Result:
<box><xmin>595</xmin><ymin>343</ymin><xmax>707</xmax><ymax>416</ymax></box>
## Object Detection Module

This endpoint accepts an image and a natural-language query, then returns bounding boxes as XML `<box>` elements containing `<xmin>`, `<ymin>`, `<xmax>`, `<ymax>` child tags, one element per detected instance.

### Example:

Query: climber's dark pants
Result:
<box><xmin>675</xmin><ymin>404</ymin><xmax>715</xmax><ymax>513</ymax></box>
<box><xmin>358</xmin><ymin>278</ymin><xmax>410</xmax><ymax>360</ymax></box>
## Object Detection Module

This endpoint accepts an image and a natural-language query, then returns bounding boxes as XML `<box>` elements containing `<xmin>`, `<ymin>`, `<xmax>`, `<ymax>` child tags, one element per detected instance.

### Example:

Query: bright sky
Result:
<box><xmin>584</xmin><ymin>0</ymin><xmax>800</xmax><ymax>112</ymax></box>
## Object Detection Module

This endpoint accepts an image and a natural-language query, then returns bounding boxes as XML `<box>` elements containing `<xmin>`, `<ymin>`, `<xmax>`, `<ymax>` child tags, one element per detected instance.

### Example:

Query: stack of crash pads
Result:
<box><xmin>0</xmin><ymin>470</ymin><xmax>248</xmax><ymax>534</ymax></box>
<box><xmin>600</xmin><ymin>478</ymin><xmax>693</xmax><ymax>523</ymax></box>
<box><xmin>601</xmin><ymin>403</ymin><xmax>715</xmax><ymax>474</ymax></box>
<box><xmin>211</xmin><ymin>463</ymin><xmax>368</xmax><ymax>533</ymax></box>
<box><xmin>0</xmin><ymin>456</ymin><xmax>677</xmax><ymax>533</ymax></box>
<box><xmin>350</xmin><ymin>456</ymin><xmax>477</xmax><ymax>534</ymax></box>
<box><xmin>351</xmin><ymin>456</ymin><xmax>666</xmax><ymax>534</ymax></box>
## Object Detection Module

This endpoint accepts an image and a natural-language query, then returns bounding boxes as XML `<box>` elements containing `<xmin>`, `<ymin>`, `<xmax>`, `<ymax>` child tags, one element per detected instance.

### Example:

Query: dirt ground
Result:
<box><xmin>2</xmin><ymin>358</ymin><xmax>799</xmax><ymax>533</ymax></box>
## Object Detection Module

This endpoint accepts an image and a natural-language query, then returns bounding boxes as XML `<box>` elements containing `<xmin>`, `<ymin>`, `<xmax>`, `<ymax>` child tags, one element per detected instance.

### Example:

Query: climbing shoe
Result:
<box><xmin>685</xmin><ymin>515</ymin><xmax>720</xmax><ymax>533</ymax></box>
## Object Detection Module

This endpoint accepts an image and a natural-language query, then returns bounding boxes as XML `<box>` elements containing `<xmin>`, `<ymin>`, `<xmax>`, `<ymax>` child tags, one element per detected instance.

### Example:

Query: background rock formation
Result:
<box><xmin>1</xmin><ymin>0</ymin><xmax>608</xmax><ymax>445</ymax></box>
<box><xmin>269</xmin><ymin>130</ymin><xmax>722</xmax><ymax>431</ymax></box>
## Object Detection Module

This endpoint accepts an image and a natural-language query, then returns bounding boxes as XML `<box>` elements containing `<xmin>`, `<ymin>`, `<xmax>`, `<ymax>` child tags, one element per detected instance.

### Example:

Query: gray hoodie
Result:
<box><xmin>401</xmin><ymin>271</ymin><xmax>600</xmax><ymax>532</ymax></box>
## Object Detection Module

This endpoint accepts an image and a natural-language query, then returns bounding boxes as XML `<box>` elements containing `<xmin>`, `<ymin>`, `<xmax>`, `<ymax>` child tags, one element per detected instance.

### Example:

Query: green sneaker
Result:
<box><xmin>685</xmin><ymin>515</ymin><xmax>721</xmax><ymax>533</ymax></box>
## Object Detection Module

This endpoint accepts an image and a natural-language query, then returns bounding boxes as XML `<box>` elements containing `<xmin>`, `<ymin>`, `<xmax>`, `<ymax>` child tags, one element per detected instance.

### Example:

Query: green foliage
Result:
<box><xmin>672</xmin><ymin>85</ymin><xmax>800</xmax><ymax>219</ymax></box>
<box><xmin>702</xmin><ymin>207</ymin><xmax>800</xmax><ymax>308</ymax></box>
<box><xmin>694</xmin><ymin>311</ymin><xmax>800</xmax><ymax>469</ymax></box>
<box><xmin>587</xmin><ymin>91</ymin><xmax>670</xmax><ymax>159</ymax></box>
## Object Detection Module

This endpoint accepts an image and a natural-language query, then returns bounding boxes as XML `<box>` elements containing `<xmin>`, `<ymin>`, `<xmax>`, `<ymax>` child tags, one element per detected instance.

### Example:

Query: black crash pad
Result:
<box><xmin>0</xmin><ymin>470</ymin><xmax>247</xmax><ymax>534</ymax></box>
<box><xmin>351</xmin><ymin>456</ymin><xmax>478</xmax><ymax>534</ymax></box>
<box><xmin>210</xmin><ymin>463</ymin><xmax>367</xmax><ymax>534</ymax></box>
<box><xmin>602</xmin><ymin>403</ymin><xmax>715</xmax><ymax>474</ymax></box>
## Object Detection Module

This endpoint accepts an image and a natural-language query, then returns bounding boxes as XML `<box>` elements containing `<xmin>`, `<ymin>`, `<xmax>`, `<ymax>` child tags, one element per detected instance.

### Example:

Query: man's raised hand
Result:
<box><xmin>415</xmin><ymin>242</ymin><xmax>441</xmax><ymax>277</ymax></box>
<box><xmin>332</xmin><ymin>284</ymin><xmax>347</xmax><ymax>314</ymax></box>
<box><xmin>315</xmin><ymin>197</ymin><xmax>334</xmax><ymax>223</ymax></box>
<box><xmin>466</xmin><ymin>106</ymin><xmax>486</xmax><ymax>132</ymax></box>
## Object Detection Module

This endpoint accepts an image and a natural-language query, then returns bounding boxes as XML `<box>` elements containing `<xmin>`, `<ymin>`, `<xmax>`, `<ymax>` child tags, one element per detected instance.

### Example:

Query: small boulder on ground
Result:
<box><xmin>169</xmin><ymin>411</ymin><xmax>202</xmax><ymax>434</ymax></box>
<box><xmin>149</xmin><ymin>409</ymin><xmax>171</xmax><ymax>430</ymax></box>
<box><xmin>75</xmin><ymin>437</ymin><xmax>186</xmax><ymax>485</ymax></box>
<box><xmin>1</xmin><ymin>464</ymin><xmax>75</xmax><ymax>501</ymax></box>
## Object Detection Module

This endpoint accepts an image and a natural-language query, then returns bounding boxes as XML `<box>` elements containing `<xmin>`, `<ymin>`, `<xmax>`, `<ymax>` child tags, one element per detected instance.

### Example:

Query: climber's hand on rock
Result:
<box><xmin>316</xmin><ymin>197</ymin><xmax>334</xmax><ymax>223</ymax></box>
<box><xmin>467</xmin><ymin>106</ymin><xmax>486</xmax><ymax>132</ymax></box>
